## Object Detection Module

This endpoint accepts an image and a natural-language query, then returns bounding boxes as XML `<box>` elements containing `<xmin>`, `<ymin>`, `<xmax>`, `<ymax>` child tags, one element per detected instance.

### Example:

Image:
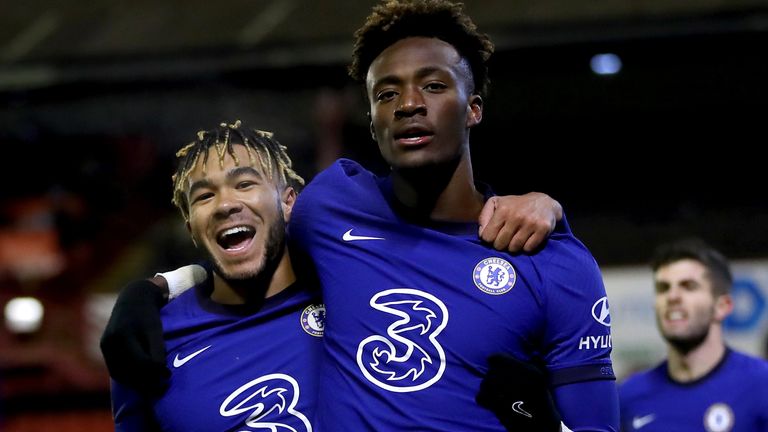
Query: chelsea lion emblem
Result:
<box><xmin>473</xmin><ymin>257</ymin><xmax>516</xmax><ymax>295</ymax></box>
<box><xmin>301</xmin><ymin>304</ymin><xmax>326</xmax><ymax>337</ymax></box>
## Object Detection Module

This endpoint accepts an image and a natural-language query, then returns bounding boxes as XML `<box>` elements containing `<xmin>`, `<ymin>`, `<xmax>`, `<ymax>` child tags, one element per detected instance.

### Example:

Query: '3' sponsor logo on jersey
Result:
<box><xmin>220</xmin><ymin>373</ymin><xmax>312</xmax><ymax>431</ymax></box>
<box><xmin>356</xmin><ymin>288</ymin><xmax>449</xmax><ymax>392</ymax></box>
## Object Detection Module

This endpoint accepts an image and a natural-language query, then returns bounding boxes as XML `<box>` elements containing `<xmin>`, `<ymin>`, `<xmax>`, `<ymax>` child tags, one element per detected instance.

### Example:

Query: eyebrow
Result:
<box><xmin>188</xmin><ymin>165</ymin><xmax>264</xmax><ymax>198</ymax></box>
<box><xmin>372</xmin><ymin>66</ymin><xmax>445</xmax><ymax>90</ymax></box>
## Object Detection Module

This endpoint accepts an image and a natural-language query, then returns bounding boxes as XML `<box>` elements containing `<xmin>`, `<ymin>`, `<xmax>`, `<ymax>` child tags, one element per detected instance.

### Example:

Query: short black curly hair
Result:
<box><xmin>349</xmin><ymin>0</ymin><xmax>494</xmax><ymax>98</ymax></box>
<box><xmin>651</xmin><ymin>237</ymin><xmax>733</xmax><ymax>297</ymax></box>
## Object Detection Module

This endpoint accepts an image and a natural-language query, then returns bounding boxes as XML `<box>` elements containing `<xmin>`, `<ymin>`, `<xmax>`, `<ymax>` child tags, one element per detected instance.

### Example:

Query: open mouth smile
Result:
<box><xmin>216</xmin><ymin>225</ymin><xmax>256</xmax><ymax>252</ymax></box>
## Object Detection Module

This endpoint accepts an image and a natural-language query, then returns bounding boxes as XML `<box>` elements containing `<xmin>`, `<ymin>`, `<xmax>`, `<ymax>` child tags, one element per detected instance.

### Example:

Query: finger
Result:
<box><xmin>482</xmin><ymin>216</ymin><xmax>507</xmax><ymax>244</ymax></box>
<box><xmin>523</xmin><ymin>231</ymin><xmax>548</xmax><ymax>253</ymax></box>
<box><xmin>478</xmin><ymin>197</ymin><xmax>498</xmax><ymax>238</ymax></box>
<box><xmin>506</xmin><ymin>229</ymin><xmax>530</xmax><ymax>253</ymax></box>
<box><xmin>493</xmin><ymin>223</ymin><xmax>515</xmax><ymax>251</ymax></box>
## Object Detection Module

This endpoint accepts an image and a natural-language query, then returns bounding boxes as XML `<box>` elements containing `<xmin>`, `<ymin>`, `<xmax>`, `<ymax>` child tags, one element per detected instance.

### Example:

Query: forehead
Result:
<box><xmin>366</xmin><ymin>36</ymin><xmax>465</xmax><ymax>85</ymax></box>
<box><xmin>655</xmin><ymin>259</ymin><xmax>709</xmax><ymax>283</ymax></box>
<box><xmin>187</xmin><ymin>144</ymin><xmax>266</xmax><ymax>182</ymax></box>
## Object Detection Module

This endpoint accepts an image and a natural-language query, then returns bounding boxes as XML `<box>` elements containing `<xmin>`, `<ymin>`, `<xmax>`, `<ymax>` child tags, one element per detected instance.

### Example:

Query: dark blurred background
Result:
<box><xmin>1</xmin><ymin>0</ymin><xmax>767</xmax><ymax>430</ymax></box>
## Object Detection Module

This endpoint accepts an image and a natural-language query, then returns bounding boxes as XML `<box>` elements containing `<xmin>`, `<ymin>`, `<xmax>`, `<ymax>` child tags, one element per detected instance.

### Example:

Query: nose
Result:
<box><xmin>395</xmin><ymin>87</ymin><xmax>426</xmax><ymax>118</ymax></box>
<box><xmin>666</xmin><ymin>285</ymin><xmax>683</xmax><ymax>303</ymax></box>
<box><xmin>213</xmin><ymin>190</ymin><xmax>243</xmax><ymax>218</ymax></box>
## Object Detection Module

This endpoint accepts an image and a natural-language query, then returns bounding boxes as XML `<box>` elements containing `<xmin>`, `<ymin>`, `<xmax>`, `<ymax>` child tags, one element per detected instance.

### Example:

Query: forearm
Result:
<box><xmin>554</xmin><ymin>380</ymin><xmax>620</xmax><ymax>432</ymax></box>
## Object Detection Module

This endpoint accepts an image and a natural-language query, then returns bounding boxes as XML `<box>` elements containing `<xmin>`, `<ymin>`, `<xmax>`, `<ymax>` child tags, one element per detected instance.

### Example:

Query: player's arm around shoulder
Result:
<box><xmin>478</xmin><ymin>192</ymin><xmax>563</xmax><ymax>253</ymax></box>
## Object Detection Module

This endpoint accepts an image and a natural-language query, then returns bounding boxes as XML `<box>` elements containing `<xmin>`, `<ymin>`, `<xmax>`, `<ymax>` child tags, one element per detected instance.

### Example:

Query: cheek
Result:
<box><xmin>371</xmin><ymin>113</ymin><xmax>388</xmax><ymax>134</ymax></box>
<box><xmin>438</xmin><ymin>103</ymin><xmax>468</xmax><ymax>128</ymax></box>
<box><xmin>248</xmin><ymin>193</ymin><xmax>281</xmax><ymax>219</ymax></box>
<box><xmin>187</xmin><ymin>210</ymin><xmax>209</xmax><ymax>238</ymax></box>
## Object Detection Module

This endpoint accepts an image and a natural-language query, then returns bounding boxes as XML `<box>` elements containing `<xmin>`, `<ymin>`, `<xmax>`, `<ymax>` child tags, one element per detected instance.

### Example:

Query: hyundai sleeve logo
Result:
<box><xmin>591</xmin><ymin>296</ymin><xmax>611</xmax><ymax>327</ymax></box>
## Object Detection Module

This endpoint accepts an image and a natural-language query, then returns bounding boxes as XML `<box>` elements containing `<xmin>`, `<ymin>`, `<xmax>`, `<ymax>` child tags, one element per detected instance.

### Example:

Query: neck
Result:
<box><xmin>210</xmin><ymin>249</ymin><xmax>296</xmax><ymax>305</ymax></box>
<box><xmin>666</xmin><ymin>325</ymin><xmax>726</xmax><ymax>382</ymax></box>
<box><xmin>390</xmin><ymin>152</ymin><xmax>484</xmax><ymax>223</ymax></box>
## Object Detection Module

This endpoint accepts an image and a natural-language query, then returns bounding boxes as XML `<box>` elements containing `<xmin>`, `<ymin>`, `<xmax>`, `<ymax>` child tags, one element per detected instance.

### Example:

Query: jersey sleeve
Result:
<box><xmin>539</xmin><ymin>229</ymin><xmax>616</xmax><ymax>385</ymax></box>
<box><xmin>554</xmin><ymin>379</ymin><xmax>620</xmax><ymax>431</ymax></box>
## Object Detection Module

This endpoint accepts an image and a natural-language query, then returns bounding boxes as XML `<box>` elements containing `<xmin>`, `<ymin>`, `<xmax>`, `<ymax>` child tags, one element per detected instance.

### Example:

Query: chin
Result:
<box><xmin>213</xmin><ymin>256</ymin><xmax>266</xmax><ymax>281</ymax></box>
<box><xmin>390</xmin><ymin>154</ymin><xmax>445</xmax><ymax>170</ymax></box>
<box><xmin>664</xmin><ymin>330</ymin><xmax>709</xmax><ymax>354</ymax></box>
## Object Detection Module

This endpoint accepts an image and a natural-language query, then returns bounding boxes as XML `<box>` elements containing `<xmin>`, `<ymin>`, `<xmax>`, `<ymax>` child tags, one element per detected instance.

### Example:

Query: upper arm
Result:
<box><xmin>540</xmin><ymin>240</ymin><xmax>613</xmax><ymax>370</ymax></box>
<box><xmin>538</xmin><ymin>240</ymin><xmax>618</xmax><ymax>431</ymax></box>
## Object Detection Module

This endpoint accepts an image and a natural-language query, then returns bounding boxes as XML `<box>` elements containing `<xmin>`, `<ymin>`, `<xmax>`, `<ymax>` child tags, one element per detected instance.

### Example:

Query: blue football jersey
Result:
<box><xmin>111</xmin><ymin>274</ymin><xmax>324</xmax><ymax>432</ymax></box>
<box><xmin>289</xmin><ymin>159</ymin><xmax>616</xmax><ymax>431</ymax></box>
<box><xmin>619</xmin><ymin>349</ymin><xmax>768</xmax><ymax>432</ymax></box>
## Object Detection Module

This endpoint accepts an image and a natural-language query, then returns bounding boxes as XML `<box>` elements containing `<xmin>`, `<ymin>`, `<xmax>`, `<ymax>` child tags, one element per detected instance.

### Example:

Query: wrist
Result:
<box><xmin>148</xmin><ymin>275</ymin><xmax>170</xmax><ymax>302</ymax></box>
<box><xmin>156</xmin><ymin>264</ymin><xmax>207</xmax><ymax>300</ymax></box>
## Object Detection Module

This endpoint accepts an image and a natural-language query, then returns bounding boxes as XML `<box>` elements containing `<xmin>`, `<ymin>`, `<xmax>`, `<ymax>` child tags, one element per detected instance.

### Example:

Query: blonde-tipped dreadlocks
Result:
<box><xmin>171</xmin><ymin>120</ymin><xmax>305</xmax><ymax>221</ymax></box>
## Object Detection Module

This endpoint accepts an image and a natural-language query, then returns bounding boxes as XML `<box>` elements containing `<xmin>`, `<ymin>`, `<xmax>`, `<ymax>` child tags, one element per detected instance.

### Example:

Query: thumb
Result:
<box><xmin>478</xmin><ymin>196</ymin><xmax>498</xmax><ymax>237</ymax></box>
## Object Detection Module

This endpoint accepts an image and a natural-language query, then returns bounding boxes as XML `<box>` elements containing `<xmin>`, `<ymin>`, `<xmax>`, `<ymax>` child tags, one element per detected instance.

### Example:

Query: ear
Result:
<box><xmin>185</xmin><ymin>220</ymin><xmax>198</xmax><ymax>247</ymax></box>
<box><xmin>367</xmin><ymin>112</ymin><xmax>377</xmax><ymax>142</ymax></box>
<box><xmin>466</xmin><ymin>94</ymin><xmax>483</xmax><ymax>128</ymax></box>
<box><xmin>713</xmin><ymin>294</ymin><xmax>734</xmax><ymax>322</ymax></box>
<box><xmin>281</xmin><ymin>187</ymin><xmax>298</xmax><ymax>222</ymax></box>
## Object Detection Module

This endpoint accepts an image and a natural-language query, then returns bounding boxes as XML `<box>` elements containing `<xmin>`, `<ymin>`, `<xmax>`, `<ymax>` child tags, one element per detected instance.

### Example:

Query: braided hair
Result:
<box><xmin>171</xmin><ymin>120</ymin><xmax>304</xmax><ymax>221</ymax></box>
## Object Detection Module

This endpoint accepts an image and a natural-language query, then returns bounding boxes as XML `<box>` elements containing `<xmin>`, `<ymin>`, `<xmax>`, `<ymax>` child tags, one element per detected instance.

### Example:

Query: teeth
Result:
<box><xmin>223</xmin><ymin>226</ymin><xmax>249</xmax><ymax>236</ymax></box>
<box><xmin>668</xmin><ymin>311</ymin><xmax>684</xmax><ymax>320</ymax></box>
<box><xmin>218</xmin><ymin>226</ymin><xmax>254</xmax><ymax>242</ymax></box>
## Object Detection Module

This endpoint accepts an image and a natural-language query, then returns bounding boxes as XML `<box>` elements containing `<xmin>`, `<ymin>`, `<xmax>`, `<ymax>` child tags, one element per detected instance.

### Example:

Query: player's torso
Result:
<box><xmin>153</xmin><ymin>285</ymin><xmax>324</xmax><ymax>432</ymax></box>
<box><xmin>622</xmin><ymin>385</ymin><xmax>762</xmax><ymax>432</ymax></box>
<box><xmin>320</xmin><ymin>219</ymin><xmax>546</xmax><ymax>430</ymax></box>
<box><xmin>621</xmin><ymin>355</ymin><xmax>768</xmax><ymax>432</ymax></box>
<box><xmin>293</xmin><ymin>160</ymin><xmax>582</xmax><ymax>431</ymax></box>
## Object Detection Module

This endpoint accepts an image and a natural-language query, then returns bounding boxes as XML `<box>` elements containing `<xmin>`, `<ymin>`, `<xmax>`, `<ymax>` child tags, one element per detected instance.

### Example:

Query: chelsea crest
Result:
<box><xmin>473</xmin><ymin>257</ymin><xmax>516</xmax><ymax>295</ymax></box>
<box><xmin>301</xmin><ymin>304</ymin><xmax>326</xmax><ymax>337</ymax></box>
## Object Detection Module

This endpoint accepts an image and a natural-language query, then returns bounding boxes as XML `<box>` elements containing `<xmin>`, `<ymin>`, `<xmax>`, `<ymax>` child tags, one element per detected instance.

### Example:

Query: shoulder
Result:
<box><xmin>725</xmin><ymin>349</ymin><xmax>768</xmax><ymax>377</ymax></box>
<box><xmin>540</xmin><ymin>218</ymin><xmax>598</xmax><ymax>269</ymax></box>
<box><xmin>531</xmin><ymin>221</ymin><xmax>604</xmax><ymax>294</ymax></box>
<box><xmin>295</xmin><ymin>158</ymin><xmax>379</xmax><ymax>209</ymax></box>
<box><xmin>619</xmin><ymin>363</ymin><xmax>668</xmax><ymax>400</ymax></box>
<box><xmin>306</xmin><ymin>158</ymin><xmax>374</xmax><ymax>188</ymax></box>
<box><xmin>522</xmin><ymin>212</ymin><xmax>596</xmax><ymax>269</ymax></box>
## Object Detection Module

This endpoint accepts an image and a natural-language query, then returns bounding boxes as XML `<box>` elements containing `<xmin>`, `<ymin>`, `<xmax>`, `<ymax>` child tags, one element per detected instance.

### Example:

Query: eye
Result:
<box><xmin>191</xmin><ymin>192</ymin><xmax>214</xmax><ymax>204</ymax></box>
<box><xmin>683</xmin><ymin>281</ymin><xmax>700</xmax><ymax>291</ymax></box>
<box><xmin>236</xmin><ymin>180</ymin><xmax>256</xmax><ymax>189</ymax></box>
<box><xmin>376</xmin><ymin>90</ymin><xmax>397</xmax><ymax>102</ymax></box>
<box><xmin>424</xmin><ymin>82</ymin><xmax>447</xmax><ymax>92</ymax></box>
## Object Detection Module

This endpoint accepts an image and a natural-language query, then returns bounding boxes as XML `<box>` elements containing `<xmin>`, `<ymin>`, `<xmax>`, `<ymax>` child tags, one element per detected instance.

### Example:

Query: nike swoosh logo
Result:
<box><xmin>632</xmin><ymin>414</ymin><xmax>655</xmax><ymax>429</ymax></box>
<box><xmin>511</xmin><ymin>401</ymin><xmax>532</xmax><ymax>418</ymax></box>
<box><xmin>173</xmin><ymin>345</ymin><xmax>212</xmax><ymax>368</ymax></box>
<box><xmin>342</xmin><ymin>229</ymin><xmax>385</xmax><ymax>241</ymax></box>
